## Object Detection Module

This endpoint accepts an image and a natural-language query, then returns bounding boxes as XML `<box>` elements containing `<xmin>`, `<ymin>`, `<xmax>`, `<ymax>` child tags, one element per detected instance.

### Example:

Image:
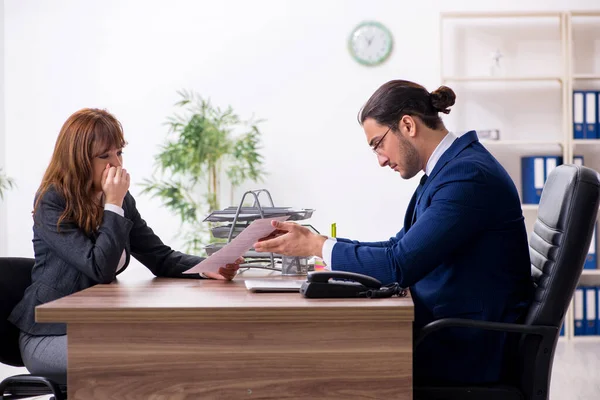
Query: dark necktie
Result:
<box><xmin>406</xmin><ymin>174</ymin><xmax>428</xmax><ymax>231</ymax></box>
<box><xmin>417</xmin><ymin>174</ymin><xmax>428</xmax><ymax>193</ymax></box>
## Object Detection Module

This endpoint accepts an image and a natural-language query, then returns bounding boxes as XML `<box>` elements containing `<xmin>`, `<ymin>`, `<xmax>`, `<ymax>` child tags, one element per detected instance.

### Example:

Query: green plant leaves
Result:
<box><xmin>139</xmin><ymin>90</ymin><xmax>267</xmax><ymax>254</ymax></box>
<box><xmin>0</xmin><ymin>168</ymin><xmax>15</xmax><ymax>200</ymax></box>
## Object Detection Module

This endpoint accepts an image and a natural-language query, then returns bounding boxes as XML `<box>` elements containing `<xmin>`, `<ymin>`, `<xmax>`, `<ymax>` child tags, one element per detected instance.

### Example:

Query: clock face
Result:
<box><xmin>348</xmin><ymin>21</ymin><xmax>393</xmax><ymax>66</ymax></box>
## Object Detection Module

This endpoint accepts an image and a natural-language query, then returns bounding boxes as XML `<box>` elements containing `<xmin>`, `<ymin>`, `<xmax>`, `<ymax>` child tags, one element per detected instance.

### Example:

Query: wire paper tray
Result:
<box><xmin>204</xmin><ymin>243</ymin><xmax>283</xmax><ymax>258</ymax></box>
<box><xmin>203</xmin><ymin>208</ymin><xmax>314</xmax><ymax>223</ymax></box>
<box><xmin>200</xmin><ymin>189</ymin><xmax>315</xmax><ymax>269</ymax></box>
<box><xmin>211</xmin><ymin>223</ymin><xmax>320</xmax><ymax>239</ymax></box>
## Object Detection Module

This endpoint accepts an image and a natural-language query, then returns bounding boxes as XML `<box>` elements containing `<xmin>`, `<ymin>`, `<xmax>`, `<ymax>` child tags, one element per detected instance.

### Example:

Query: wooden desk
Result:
<box><xmin>36</xmin><ymin>273</ymin><xmax>414</xmax><ymax>399</ymax></box>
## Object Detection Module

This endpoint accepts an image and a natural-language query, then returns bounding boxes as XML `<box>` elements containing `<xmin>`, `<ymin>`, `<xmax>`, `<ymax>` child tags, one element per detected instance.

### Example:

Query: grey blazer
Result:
<box><xmin>9</xmin><ymin>188</ymin><xmax>203</xmax><ymax>335</ymax></box>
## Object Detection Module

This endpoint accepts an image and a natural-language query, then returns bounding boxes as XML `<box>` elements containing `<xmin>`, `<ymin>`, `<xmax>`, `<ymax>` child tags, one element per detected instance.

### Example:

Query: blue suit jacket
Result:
<box><xmin>332</xmin><ymin>131</ymin><xmax>533</xmax><ymax>385</ymax></box>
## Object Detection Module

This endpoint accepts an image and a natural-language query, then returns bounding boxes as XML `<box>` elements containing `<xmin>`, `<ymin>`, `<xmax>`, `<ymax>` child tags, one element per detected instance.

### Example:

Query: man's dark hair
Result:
<box><xmin>358</xmin><ymin>80</ymin><xmax>456</xmax><ymax>131</ymax></box>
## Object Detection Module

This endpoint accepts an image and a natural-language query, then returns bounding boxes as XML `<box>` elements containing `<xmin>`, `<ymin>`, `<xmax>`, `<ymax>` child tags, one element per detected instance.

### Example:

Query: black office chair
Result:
<box><xmin>0</xmin><ymin>257</ymin><xmax>67</xmax><ymax>399</ymax></box>
<box><xmin>414</xmin><ymin>164</ymin><xmax>600</xmax><ymax>400</ymax></box>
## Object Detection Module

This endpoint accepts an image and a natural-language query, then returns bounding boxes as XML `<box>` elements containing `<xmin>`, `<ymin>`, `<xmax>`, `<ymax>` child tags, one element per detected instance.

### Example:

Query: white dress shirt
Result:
<box><xmin>104</xmin><ymin>203</ymin><xmax>127</xmax><ymax>272</ymax></box>
<box><xmin>321</xmin><ymin>132</ymin><xmax>458</xmax><ymax>269</ymax></box>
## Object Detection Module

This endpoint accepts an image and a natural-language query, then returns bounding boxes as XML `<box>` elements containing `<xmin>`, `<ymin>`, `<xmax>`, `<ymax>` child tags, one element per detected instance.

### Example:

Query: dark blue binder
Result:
<box><xmin>584</xmin><ymin>224</ymin><xmax>597</xmax><ymax>270</ymax></box>
<box><xmin>522</xmin><ymin>157</ymin><xmax>544</xmax><ymax>204</ymax></box>
<box><xmin>597</xmin><ymin>287</ymin><xmax>600</xmax><ymax>335</ymax></box>
<box><xmin>585</xmin><ymin>286</ymin><xmax>597</xmax><ymax>335</ymax></box>
<box><xmin>597</xmin><ymin>92</ymin><xmax>600</xmax><ymax>140</ymax></box>
<box><xmin>574</xmin><ymin>287</ymin><xmax>585</xmax><ymax>336</ymax></box>
<box><xmin>573</xmin><ymin>91</ymin><xmax>585</xmax><ymax>139</ymax></box>
<box><xmin>584</xmin><ymin>91</ymin><xmax>598</xmax><ymax>139</ymax></box>
<box><xmin>521</xmin><ymin>156</ymin><xmax>562</xmax><ymax>204</ymax></box>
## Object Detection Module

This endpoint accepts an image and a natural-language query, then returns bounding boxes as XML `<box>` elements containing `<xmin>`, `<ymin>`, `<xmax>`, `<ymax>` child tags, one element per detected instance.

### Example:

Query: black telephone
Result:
<box><xmin>300</xmin><ymin>271</ymin><xmax>406</xmax><ymax>299</ymax></box>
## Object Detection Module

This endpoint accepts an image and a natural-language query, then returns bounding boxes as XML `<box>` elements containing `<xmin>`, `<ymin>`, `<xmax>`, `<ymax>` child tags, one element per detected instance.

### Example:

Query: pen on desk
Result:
<box><xmin>331</xmin><ymin>223</ymin><xmax>336</xmax><ymax>238</ymax></box>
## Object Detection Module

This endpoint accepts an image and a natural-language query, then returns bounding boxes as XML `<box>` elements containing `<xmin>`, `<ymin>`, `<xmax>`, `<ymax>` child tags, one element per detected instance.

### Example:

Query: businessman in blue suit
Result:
<box><xmin>255</xmin><ymin>80</ymin><xmax>534</xmax><ymax>385</ymax></box>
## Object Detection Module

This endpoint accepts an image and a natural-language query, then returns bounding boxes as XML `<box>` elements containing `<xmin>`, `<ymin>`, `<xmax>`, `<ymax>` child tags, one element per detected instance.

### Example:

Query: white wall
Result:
<box><xmin>3</xmin><ymin>0</ymin><xmax>599</xmax><ymax>276</ymax></box>
<box><xmin>0</xmin><ymin>1</ymin><xmax>5</xmax><ymax>254</ymax></box>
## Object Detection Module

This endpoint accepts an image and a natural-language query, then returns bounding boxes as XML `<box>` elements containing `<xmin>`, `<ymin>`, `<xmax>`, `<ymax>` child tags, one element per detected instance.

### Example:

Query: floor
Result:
<box><xmin>1</xmin><ymin>339</ymin><xmax>598</xmax><ymax>399</ymax></box>
<box><xmin>549</xmin><ymin>339</ymin><xmax>600</xmax><ymax>400</ymax></box>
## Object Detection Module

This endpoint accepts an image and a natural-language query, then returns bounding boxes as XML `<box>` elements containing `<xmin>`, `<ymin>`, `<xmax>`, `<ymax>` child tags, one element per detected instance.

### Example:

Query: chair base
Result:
<box><xmin>0</xmin><ymin>374</ymin><xmax>66</xmax><ymax>399</ymax></box>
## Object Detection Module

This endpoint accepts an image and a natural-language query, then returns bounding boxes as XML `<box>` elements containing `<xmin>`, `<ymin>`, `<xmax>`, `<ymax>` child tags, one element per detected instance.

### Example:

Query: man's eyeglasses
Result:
<box><xmin>371</xmin><ymin>127</ymin><xmax>391</xmax><ymax>156</ymax></box>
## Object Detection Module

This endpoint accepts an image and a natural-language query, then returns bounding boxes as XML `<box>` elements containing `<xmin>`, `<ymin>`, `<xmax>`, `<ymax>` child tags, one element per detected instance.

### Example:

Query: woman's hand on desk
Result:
<box><xmin>203</xmin><ymin>257</ymin><xmax>244</xmax><ymax>280</ymax></box>
<box><xmin>254</xmin><ymin>221</ymin><xmax>327</xmax><ymax>258</ymax></box>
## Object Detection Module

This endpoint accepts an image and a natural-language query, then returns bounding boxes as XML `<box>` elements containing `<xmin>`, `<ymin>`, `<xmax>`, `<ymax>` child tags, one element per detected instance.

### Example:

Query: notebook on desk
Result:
<box><xmin>244</xmin><ymin>279</ymin><xmax>306</xmax><ymax>293</ymax></box>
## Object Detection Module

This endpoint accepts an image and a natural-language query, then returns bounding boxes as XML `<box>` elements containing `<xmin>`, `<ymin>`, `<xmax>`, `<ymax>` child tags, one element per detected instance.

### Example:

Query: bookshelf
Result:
<box><xmin>480</xmin><ymin>140</ymin><xmax>563</xmax><ymax>146</ymax></box>
<box><xmin>573</xmin><ymin>139</ymin><xmax>600</xmax><ymax>145</ymax></box>
<box><xmin>569</xmin><ymin>11</ymin><xmax>600</xmax><ymax>341</ymax></box>
<box><xmin>573</xmin><ymin>74</ymin><xmax>600</xmax><ymax>80</ymax></box>
<box><xmin>442</xmin><ymin>76</ymin><xmax>563</xmax><ymax>82</ymax></box>
<box><xmin>440</xmin><ymin>11</ymin><xmax>600</xmax><ymax>341</ymax></box>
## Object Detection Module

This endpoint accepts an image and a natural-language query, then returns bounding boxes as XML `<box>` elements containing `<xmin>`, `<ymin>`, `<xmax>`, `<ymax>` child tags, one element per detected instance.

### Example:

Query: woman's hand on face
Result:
<box><xmin>203</xmin><ymin>257</ymin><xmax>244</xmax><ymax>281</ymax></box>
<box><xmin>102</xmin><ymin>164</ymin><xmax>130</xmax><ymax>207</ymax></box>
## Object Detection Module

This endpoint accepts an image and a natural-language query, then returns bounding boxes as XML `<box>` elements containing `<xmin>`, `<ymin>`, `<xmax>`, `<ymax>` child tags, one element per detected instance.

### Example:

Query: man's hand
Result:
<box><xmin>253</xmin><ymin>221</ymin><xmax>326</xmax><ymax>258</ymax></box>
<box><xmin>203</xmin><ymin>257</ymin><xmax>243</xmax><ymax>281</ymax></box>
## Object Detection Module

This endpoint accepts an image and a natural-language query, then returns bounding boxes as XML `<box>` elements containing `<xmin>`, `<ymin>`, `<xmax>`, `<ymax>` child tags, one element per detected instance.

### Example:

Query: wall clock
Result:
<box><xmin>348</xmin><ymin>21</ymin><xmax>393</xmax><ymax>66</ymax></box>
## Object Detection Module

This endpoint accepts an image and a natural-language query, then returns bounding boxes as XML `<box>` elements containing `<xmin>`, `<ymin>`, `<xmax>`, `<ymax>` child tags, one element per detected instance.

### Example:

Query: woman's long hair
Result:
<box><xmin>34</xmin><ymin>108</ymin><xmax>126</xmax><ymax>235</ymax></box>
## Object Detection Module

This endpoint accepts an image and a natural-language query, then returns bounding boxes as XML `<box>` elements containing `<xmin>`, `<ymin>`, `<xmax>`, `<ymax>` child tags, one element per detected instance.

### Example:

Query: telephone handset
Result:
<box><xmin>300</xmin><ymin>271</ymin><xmax>407</xmax><ymax>299</ymax></box>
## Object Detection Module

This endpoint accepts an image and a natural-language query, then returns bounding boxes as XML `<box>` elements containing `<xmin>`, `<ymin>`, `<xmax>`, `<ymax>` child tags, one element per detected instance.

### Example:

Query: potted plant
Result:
<box><xmin>0</xmin><ymin>168</ymin><xmax>15</xmax><ymax>200</ymax></box>
<box><xmin>141</xmin><ymin>90</ymin><xmax>266</xmax><ymax>254</ymax></box>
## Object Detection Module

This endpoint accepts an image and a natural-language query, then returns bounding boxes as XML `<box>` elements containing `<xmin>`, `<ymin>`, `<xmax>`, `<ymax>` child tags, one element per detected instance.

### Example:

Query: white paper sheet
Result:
<box><xmin>184</xmin><ymin>216</ymin><xmax>289</xmax><ymax>274</ymax></box>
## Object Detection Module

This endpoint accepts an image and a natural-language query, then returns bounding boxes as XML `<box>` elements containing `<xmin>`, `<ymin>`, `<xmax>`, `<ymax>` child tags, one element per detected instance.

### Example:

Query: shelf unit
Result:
<box><xmin>521</xmin><ymin>204</ymin><xmax>539</xmax><ymax>212</ymax></box>
<box><xmin>567</xmin><ymin>10</ymin><xmax>600</xmax><ymax>343</ymax></box>
<box><xmin>442</xmin><ymin>76</ymin><xmax>564</xmax><ymax>82</ymax></box>
<box><xmin>573</xmin><ymin>139</ymin><xmax>600</xmax><ymax>145</ymax></box>
<box><xmin>480</xmin><ymin>140</ymin><xmax>564</xmax><ymax>146</ymax></box>
<box><xmin>440</xmin><ymin>11</ymin><xmax>600</xmax><ymax>341</ymax></box>
<box><xmin>573</xmin><ymin>74</ymin><xmax>600</xmax><ymax>80</ymax></box>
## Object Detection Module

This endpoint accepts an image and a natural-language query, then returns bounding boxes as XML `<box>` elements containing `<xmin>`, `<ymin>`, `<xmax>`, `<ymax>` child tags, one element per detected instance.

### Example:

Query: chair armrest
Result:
<box><xmin>414</xmin><ymin>318</ymin><xmax>558</xmax><ymax>347</ymax></box>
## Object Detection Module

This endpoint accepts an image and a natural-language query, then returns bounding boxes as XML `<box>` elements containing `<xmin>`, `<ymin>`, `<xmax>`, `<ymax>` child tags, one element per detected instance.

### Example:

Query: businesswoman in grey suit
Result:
<box><xmin>8</xmin><ymin>108</ymin><xmax>242</xmax><ymax>384</ymax></box>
